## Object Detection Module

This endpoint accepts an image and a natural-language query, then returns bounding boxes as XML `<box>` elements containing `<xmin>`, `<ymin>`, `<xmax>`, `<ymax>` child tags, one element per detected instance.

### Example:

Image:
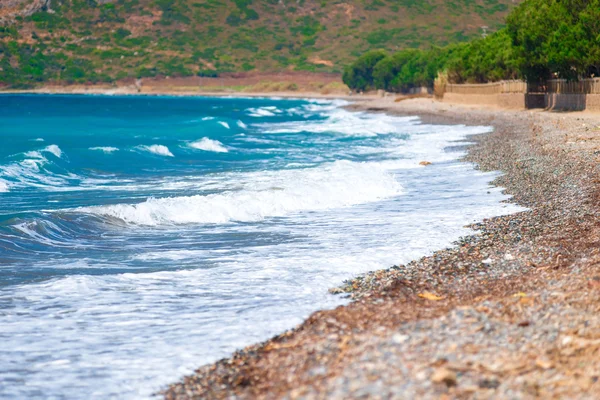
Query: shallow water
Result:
<box><xmin>0</xmin><ymin>94</ymin><xmax>523</xmax><ymax>399</ymax></box>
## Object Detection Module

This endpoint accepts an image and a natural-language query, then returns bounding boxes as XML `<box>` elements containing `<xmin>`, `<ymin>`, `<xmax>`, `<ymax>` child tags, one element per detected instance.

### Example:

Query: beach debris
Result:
<box><xmin>418</xmin><ymin>292</ymin><xmax>444</xmax><ymax>301</ymax></box>
<box><xmin>431</xmin><ymin>368</ymin><xmax>457</xmax><ymax>387</ymax></box>
<box><xmin>419</xmin><ymin>161</ymin><xmax>432</xmax><ymax>166</ymax></box>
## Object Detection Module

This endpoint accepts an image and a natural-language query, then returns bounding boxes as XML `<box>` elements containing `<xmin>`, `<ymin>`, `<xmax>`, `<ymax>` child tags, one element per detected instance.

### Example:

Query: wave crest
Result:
<box><xmin>247</xmin><ymin>107</ymin><xmax>281</xmax><ymax>117</ymax></box>
<box><xmin>76</xmin><ymin>160</ymin><xmax>402</xmax><ymax>225</ymax></box>
<box><xmin>90</xmin><ymin>147</ymin><xmax>119</xmax><ymax>153</ymax></box>
<box><xmin>188</xmin><ymin>138</ymin><xmax>228</xmax><ymax>153</ymax></box>
<box><xmin>260</xmin><ymin>108</ymin><xmax>419</xmax><ymax>137</ymax></box>
<box><xmin>139</xmin><ymin>145</ymin><xmax>174</xmax><ymax>157</ymax></box>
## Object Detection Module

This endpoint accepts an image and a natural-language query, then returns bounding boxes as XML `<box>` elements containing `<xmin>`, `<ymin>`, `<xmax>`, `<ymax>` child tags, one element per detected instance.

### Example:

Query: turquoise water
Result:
<box><xmin>0</xmin><ymin>95</ymin><xmax>522</xmax><ymax>398</ymax></box>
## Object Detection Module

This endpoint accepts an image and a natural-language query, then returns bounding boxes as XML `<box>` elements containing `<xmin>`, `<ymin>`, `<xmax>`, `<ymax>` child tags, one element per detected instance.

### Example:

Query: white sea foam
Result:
<box><xmin>2</xmin><ymin>163</ymin><xmax>524</xmax><ymax>400</ymax></box>
<box><xmin>44</xmin><ymin>145</ymin><xmax>63</xmax><ymax>158</ymax></box>
<box><xmin>139</xmin><ymin>145</ymin><xmax>174</xmax><ymax>157</ymax></box>
<box><xmin>22</xmin><ymin>150</ymin><xmax>46</xmax><ymax>164</ymax></box>
<box><xmin>1</xmin><ymin>163</ymin><xmax>58</xmax><ymax>187</ymax></box>
<box><xmin>236</xmin><ymin>136</ymin><xmax>279</xmax><ymax>145</ymax></box>
<box><xmin>202</xmin><ymin>116</ymin><xmax>214</xmax><ymax>121</ymax></box>
<box><xmin>188</xmin><ymin>138</ymin><xmax>228</xmax><ymax>153</ymax></box>
<box><xmin>23</xmin><ymin>144</ymin><xmax>62</xmax><ymax>161</ymax></box>
<box><xmin>0</xmin><ymin>179</ymin><xmax>8</xmax><ymax>192</ymax></box>
<box><xmin>77</xmin><ymin>160</ymin><xmax>402</xmax><ymax>225</ymax></box>
<box><xmin>259</xmin><ymin>108</ymin><xmax>419</xmax><ymax>136</ymax></box>
<box><xmin>0</xmin><ymin>145</ymin><xmax>75</xmax><ymax>190</ymax></box>
<box><xmin>89</xmin><ymin>147</ymin><xmax>119</xmax><ymax>153</ymax></box>
<box><xmin>0</xmin><ymin>98</ymin><xmax>530</xmax><ymax>400</ymax></box>
<box><xmin>217</xmin><ymin>121</ymin><xmax>230</xmax><ymax>129</ymax></box>
<box><xmin>237</xmin><ymin>120</ymin><xmax>248</xmax><ymax>129</ymax></box>
<box><xmin>247</xmin><ymin>107</ymin><xmax>281</xmax><ymax>117</ymax></box>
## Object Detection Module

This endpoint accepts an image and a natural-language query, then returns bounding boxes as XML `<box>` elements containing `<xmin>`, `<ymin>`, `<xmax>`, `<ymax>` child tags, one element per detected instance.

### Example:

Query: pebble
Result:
<box><xmin>431</xmin><ymin>368</ymin><xmax>457</xmax><ymax>387</ymax></box>
<box><xmin>163</xmin><ymin>100</ymin><xmax>600</xmax><ymax>400</ymax></box>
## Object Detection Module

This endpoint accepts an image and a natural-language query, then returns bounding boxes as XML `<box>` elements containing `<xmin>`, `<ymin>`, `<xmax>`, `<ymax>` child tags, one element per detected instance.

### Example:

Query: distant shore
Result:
<box><xmin>163</xmin><ymin>97</ymin><xmax>600</xmax><ymax>399</ymax></box>
<box><xmin>0</xmin><ymin>72</ymin><xmax>357</xmax><ymax>100</ymax></box>
<box><xmin>0</xmin><ymin>87</ymin><xmax>358</xmax><ymax>100</ymax></box>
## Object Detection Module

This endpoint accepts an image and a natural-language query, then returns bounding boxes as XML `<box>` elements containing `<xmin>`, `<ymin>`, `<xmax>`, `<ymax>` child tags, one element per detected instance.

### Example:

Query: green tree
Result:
<box><xmin>446</xmin><ymin>30</ymin><xmax>520</xmax><ymax>83</ymax></box>
<box><xmin>506</xmin><ymin>0</ymin><xmax>600</xmax><ymax>81</ymax></box>
<box><xmin>342</xmin><ymin>49</ymin><xmax>387</xmax><ymax>91</ymax></box>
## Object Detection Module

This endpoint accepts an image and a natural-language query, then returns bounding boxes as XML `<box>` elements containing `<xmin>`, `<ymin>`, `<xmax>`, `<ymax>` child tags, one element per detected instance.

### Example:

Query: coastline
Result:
<box><xmin>163</xmin><ymin>97</ymin><xmax>600</xmax><ymax>398</ymax></box>
<box><xmin>0</xmin><ymin>88</ymin><xmax>361</xmax><ymax>100</ymax></box>
<box><xmin>0</xmin><ymin>75</ymin><xmax>356</xmax><ymax>100</ymax></box>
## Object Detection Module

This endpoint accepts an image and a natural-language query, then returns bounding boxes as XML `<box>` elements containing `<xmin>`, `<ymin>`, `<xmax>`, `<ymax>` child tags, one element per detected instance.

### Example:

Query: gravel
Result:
<box><xmin>163</xmin><ymin>98</ymin><xmax>600</xmax><ymax>399</ymax></box>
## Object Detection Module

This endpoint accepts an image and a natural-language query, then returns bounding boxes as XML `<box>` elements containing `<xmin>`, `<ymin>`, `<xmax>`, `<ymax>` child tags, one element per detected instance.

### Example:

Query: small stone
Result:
<box><xmin>479</xmin><ymin>378</ymin><xmax>500</xmax><ymax>389</ymax></box>
<box><xmin>535</xmin><ymin>358</ymin><xmax>553</xmax><ymax>370</ymax></box>
<box><xmin>432</xmin><ymin>368</ymin><xmax>457</xmax><ymax>387</ymax></box>
<box><xmin>588</xmin><ymin>276</ymin><xmax>600</xmax><ymax>289</ymax></box>
<box><xmin>461</xmin><ymin>385</ymin><xmax>479</xmax><ymax>393</ymax></box>
<box><xmin>392</xmin><ymin>334</ymin><xmax>409</xmax><ymax>344</ymax></box>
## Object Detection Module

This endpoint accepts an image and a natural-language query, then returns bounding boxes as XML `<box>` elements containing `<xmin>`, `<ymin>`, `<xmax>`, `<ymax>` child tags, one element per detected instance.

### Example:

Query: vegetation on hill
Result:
<box><xmin>0</xmin><ymin>0</ymin><xmax>520</xmax><ymax>88</ymax></box>
<box><xmin>343</xmin><ymin>0</ymin><xmax>600</xmax><ymax>92</ymax></box>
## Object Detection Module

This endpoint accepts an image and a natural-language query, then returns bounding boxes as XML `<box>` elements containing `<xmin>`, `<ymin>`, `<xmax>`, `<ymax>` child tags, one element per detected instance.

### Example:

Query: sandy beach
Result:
<box><xmin>162</xmin><ymin>97</ymin><xmax>600</xmax><ymax>399</ymax></box>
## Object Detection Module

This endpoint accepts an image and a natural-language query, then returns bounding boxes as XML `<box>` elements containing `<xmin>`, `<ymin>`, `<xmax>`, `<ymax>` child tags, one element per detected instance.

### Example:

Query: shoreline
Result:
<box><xmin>164</xmin><ymin>98</ymin><xmax>600</xmax><ymax>398</ymax></box>
<box><xmin>0</xmin><ymin>80</ymin><xmax>360</xmax><ymax>101</ymax></box>
<box><xmin>0</xmin><ymin>88</ymin><xmax>360</xmax><ymax>100</ymax></box>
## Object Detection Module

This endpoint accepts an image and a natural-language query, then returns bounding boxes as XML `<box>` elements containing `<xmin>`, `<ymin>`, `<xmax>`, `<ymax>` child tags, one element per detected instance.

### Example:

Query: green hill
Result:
<box><xmin>0</xmin><ymin>0</ymin><xmax>521</xmax><ymax>87</ymax></box>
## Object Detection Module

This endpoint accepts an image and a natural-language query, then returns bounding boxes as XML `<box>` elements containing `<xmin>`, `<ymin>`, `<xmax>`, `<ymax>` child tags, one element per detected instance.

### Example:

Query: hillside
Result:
<box><xmin>0</xmin><ymin>0</ymin><xmax>522</xmax><ymax>87</ymax></box>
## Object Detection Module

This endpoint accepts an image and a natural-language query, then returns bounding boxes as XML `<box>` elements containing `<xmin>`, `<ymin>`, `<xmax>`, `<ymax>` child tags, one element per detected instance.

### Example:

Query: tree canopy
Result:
<box><xmin>344</xmin><ymin>0</ymin><xmax>600</xmax><ymax>92</ymax></box>
<box><xmin>506</xmin><ymin>0</ymin><xmax>600</xmax><ymax>82</ymax></box>
<box><xmin>342</xmin><ymin>50</ymin><xmax>387</xmax><ymax>92</ymax></box>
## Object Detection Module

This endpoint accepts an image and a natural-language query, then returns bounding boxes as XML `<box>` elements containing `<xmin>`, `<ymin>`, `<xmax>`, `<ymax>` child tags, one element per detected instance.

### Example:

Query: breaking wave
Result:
<box><xmin>188</xmin><ymin>138</ymin><xmax>228</xmax><ymax>153</ymax></box>
<box><xmin>138</xmin><ymin>145</ymin><xmax>174</xmax><ymax>157</ymax></box>
<box><xmin>76</xmin><ymin>160</ymin><xmax>402</xmax><ymax>225</ymax></box>
<box><xmin>259</xmin><ymin>108</ymin><xmax>419</xmax><ymax>136</ymax></box>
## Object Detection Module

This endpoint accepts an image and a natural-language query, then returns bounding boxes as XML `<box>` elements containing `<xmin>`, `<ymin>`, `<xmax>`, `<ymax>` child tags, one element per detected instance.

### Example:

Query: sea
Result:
<box><xmin>0</xmin><ymin>94</ymin><xmax>523</xmax><ymax>399</ymax></box>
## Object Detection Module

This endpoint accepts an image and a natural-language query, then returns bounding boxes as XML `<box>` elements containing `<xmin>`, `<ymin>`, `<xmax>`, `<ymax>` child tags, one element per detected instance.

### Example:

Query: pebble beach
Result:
<box><xmin>162</xmin><ymin>97</ymin><xmax>600</xmax><ymax>399</ymax></box>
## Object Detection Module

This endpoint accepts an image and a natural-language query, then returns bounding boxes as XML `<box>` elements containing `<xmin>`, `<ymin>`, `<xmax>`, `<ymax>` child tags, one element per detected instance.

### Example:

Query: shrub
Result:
<box><xmin>197</xmin><ymin>69</ymin><xmax>219</xmax><ymax>77</ymax></box>
<box><xmin>113</xmin><ymin>28</ymin><xmax>132</xmax><ymax>40</ymax></box>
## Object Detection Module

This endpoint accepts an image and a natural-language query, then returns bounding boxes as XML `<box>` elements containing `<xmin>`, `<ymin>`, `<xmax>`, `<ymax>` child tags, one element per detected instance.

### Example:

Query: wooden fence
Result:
<box><xmin>437</xmin><ymin>78</ymin><xmax>600</xmax><ymax>110</ymax></box>
<box><xmin>440</xmin><ymin>78</ymin><xmax>600</xmax><ymax>96</ymax></box>
<box><xmin>444</xmin><ymin>80</ymin><xmax>527</xmax><ymax>95</ymax></box>
<box><xmin>546</xmin><ymin>78</ymin><xmax>600</xmax><ymax>94</ymax></box>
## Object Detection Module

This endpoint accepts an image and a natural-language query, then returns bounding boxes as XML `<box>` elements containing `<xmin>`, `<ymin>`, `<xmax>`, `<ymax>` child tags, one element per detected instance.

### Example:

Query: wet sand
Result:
<box><xmin>163</xmin><ymin>97</ymin><xmax>600</xmax><ymax>399</ymax></box>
